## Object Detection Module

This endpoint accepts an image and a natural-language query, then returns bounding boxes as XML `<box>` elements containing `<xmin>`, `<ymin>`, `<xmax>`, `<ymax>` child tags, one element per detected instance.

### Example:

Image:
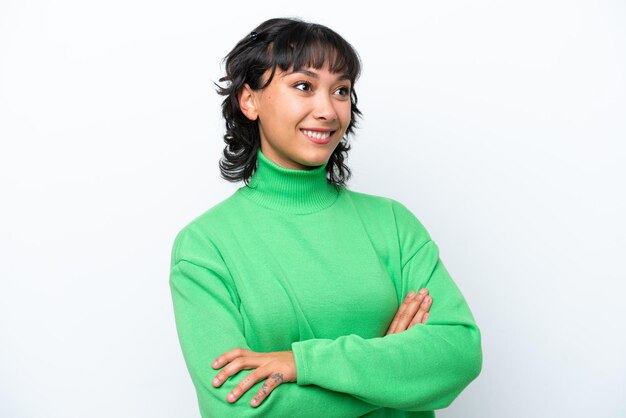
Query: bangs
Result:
<box><xmin>267</xmin><ymin>24</ymin><xmax>360</xmax><ymax>82</ymax></box>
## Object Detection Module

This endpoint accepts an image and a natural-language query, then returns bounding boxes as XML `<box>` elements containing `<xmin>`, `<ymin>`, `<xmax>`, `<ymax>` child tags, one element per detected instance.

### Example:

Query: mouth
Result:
<box><xmin>301</xmin><ymin>129</ymin><xmax>335</xmax><ymax>144</ymax></box>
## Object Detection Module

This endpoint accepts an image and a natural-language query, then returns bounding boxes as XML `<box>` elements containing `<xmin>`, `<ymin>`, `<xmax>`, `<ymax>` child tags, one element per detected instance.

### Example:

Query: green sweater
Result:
<box><xmin>170</xmin><ymin>149</ymin><xmax>482</xmax><ymax>417</ymax></box>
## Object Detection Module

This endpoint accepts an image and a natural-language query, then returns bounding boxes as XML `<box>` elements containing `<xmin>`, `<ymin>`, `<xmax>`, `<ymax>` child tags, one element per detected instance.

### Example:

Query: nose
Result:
<box><xmin>312</xmin><ymin>92</ymin><xmax>338</xmax><ymax>122</ymax></box>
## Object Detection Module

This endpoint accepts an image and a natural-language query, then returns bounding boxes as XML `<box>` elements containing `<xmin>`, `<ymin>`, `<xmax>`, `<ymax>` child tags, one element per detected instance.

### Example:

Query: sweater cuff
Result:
<box><xmin>291</xmin><ymin>340</ymin><xmax>310</xmax><ymax>386</ymax></box>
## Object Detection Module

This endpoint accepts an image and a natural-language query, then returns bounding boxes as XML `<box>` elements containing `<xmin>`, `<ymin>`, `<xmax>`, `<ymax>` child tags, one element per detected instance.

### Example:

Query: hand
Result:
<box><xmin>211</xmin><ymin>349</ymin><xmax>296</xmax><ymax>407</ymax></box>
<box><xmin>385</xmin><ymin>288</ymin><xmax>432</xmax><ymax>335</ymax></box>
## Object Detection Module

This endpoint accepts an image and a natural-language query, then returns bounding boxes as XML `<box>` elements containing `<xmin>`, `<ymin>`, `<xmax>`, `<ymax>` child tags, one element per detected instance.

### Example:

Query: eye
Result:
<box><xmin>335</xmin><ymin>86</ymin><xmax>351</xmax><ymax>97</ymax></box>
<box><xmin>333</xmin><ymin>85</ymin><xmax>351</xmax><ymax>100</ymax></box>
<box><xmin>294</xmin><ymin>81</ymin><xmax>313</xmax><ymax>92</ymax></box>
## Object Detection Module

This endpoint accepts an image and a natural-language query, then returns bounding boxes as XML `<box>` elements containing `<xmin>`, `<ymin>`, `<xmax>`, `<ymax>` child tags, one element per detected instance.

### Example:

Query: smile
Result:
<box><xmin>301</xmin><ymin>129</ymin><xmax>333</xmax><ymax>140</ymax></box>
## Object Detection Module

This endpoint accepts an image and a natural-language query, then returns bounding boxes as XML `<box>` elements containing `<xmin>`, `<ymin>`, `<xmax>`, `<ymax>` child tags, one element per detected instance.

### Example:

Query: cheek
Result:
<box><xmin>285</xmin><ymin>99</ymin><xmax>309</xmax><ymax>116</ymax></box>
<box><xmin>339</xmin><ymin>103</ymin><xmax>352</xmax><ymax>124</ymax></box>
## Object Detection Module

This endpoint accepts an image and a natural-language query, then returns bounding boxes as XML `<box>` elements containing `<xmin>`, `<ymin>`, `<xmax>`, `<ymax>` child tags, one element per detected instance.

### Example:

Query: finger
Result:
<box><xmin>212</xmin><ymin>348</ymin><xmax>253</xmax><ymax>369</ymax></box>
<box><xmin>395</xmin><ymin>289</ymin><xmax>427</xmax><ymax>332</ymax></box>
<box><xmin>392</xmin><ymin>289</ymin><xmax>428</xmax><ymax>334</ymax></box>
<box><xmin>226</xmin><ymin>370</ymin><xmax>263</xmax><ymax>403</ymax></box>
<box><xmin>410</xmin><ymin>293</ymin><xmax>431</xmax><ymax>327</ymax></box>
<box><xmin>213</xmin><ymin>357</ymin><xmax>254</xmax><ymax>388</ymax></box>
<box><xmin>386</xmin><ymin>294</ymin><xmax>407</xmax><ymax>335</ymax></box>
<box><xmin>250</xmin><ymin>372</ymin><xmax>285</xmax><ymax>407</ymax></box>
<box><xmin>408</xmin><ymin>294</ymin><xmax>432</xmax><ymax>328</ymax></box>
<box><xmin>386</xmin><ymin>291</ymin><xmax>416</xmax><ymax>335</ymax></box>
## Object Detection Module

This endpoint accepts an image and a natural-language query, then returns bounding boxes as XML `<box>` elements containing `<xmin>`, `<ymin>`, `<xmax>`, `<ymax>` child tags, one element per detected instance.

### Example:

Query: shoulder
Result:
<box><xmin>342</xmin><ymin>189</ymin><xmax>427</xmax><ymax>229</ymax></box>
<box><xmin>170</xmin><ymin>191</ymin><xmax>243</xmax><ymax>266</ymax></box>
<box><xmin>342</xmin><ymin>188</ymin><xmax>432</xmax><ymax>249</ymax></box>
<box><xmin>341</xmin><ymin>188</ymin><xmax>398</xmax><ymax>215</ymax></box>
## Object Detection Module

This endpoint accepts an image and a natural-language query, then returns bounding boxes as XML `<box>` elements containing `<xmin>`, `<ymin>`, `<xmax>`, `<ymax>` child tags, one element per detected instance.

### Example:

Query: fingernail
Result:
<box><xmin>407</xmin><ymin>291</ymin><xmax>416</xmax><ymax>299</ymax></box>
<box><xmin>424</xmin><ymin>296</ymin><xmax>431</xmax><ymax>304</ymax></box>
<box><xmin>227</xmin><ymin>393</ymin><xmax>236</xmax><ymax>402</ymax></box>
<box><xmin>419</xmin><ymin>289</ymin><xmax>427</xmax><ymax>296</ymax></box>
<box><xmin>212</xmin><ymin>377</ymin><xmax>220</xmax><ymax>386</ymax></box>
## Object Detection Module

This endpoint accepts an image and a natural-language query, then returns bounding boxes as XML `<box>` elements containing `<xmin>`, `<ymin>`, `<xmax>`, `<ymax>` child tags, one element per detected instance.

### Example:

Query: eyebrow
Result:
<box><xmin>283</xmin><ymin>69</ymin><xmax>351</xmax><ymax>82</ymax></box>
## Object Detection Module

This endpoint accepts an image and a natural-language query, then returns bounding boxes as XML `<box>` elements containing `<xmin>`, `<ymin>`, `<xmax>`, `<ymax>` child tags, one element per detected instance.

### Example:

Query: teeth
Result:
<box><xmin>302</xmin><ymin>130</ymin><xmax>331</xmax><ymax>140</ymax></box>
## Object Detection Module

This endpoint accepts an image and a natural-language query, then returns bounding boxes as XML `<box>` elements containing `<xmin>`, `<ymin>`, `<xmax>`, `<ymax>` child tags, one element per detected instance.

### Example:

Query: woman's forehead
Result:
<box><xmin>280</xmin><ymin>66</ymin><xmax>350</xmax><ymax>79</ymax></box>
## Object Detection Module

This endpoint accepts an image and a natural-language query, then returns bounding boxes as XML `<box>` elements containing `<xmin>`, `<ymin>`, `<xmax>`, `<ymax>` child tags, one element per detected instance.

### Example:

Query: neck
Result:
<box><xmin>238</xmin><ymin>149</ymin><xmax>340</xmax><ymax>214</ymax></box>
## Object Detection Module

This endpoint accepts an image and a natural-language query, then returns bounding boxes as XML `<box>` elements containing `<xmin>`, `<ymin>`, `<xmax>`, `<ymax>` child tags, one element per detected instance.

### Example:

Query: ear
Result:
<box><xmin>238</xmin><ymin>83</ymin><xmax>259</xmax><ymax>121</ymax></box>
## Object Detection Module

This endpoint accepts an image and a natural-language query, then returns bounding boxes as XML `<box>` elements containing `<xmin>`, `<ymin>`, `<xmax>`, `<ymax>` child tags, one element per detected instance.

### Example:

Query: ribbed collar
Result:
<box><xmin>238</xmin><ymin>149</ymin><xmax>340</xmax><ymax>214</ymax></box>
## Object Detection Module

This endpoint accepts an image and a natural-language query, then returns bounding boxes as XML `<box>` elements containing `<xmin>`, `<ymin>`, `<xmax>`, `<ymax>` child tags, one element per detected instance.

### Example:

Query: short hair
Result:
<box><xmin>216</xmin><ymin>17</ymin><xmax>362</xmax><ymax>186</ymax></box>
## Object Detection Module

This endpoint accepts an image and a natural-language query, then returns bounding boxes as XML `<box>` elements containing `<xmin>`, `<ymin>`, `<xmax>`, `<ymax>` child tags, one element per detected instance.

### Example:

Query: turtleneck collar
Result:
<box><xmin>238</xmin><ymin>149</ymin><xmax>340</xmax><ymax>214</ymax></box>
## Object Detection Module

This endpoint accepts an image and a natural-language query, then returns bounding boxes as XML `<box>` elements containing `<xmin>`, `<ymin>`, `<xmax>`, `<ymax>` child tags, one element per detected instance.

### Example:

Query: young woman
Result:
<box><xmin>170</xmin><ymin>17</ymin><xmax>482</xmax><ymax>417</ymax></box>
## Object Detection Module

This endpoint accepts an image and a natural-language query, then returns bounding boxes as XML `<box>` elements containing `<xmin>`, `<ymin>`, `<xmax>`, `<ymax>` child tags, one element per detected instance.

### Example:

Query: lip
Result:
<box><xmin>300</xmin><ymin>128</ymin><xmax>335</xmax><ymax>145</ymax></box>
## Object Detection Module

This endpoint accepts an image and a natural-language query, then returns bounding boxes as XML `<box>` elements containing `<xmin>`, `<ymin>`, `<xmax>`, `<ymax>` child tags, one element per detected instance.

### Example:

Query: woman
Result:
<box><xmin>170</xmin><ymin>17</ymin><xmax>482</xmax><ymax>417</ymax></box>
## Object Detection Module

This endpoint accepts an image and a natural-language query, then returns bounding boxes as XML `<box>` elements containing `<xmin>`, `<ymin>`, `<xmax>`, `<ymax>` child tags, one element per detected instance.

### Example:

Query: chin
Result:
<box><xmin>302</xmin><ymin>145</ymin><xmax>338</xmax><ymax>165</ymax></box>
<box><xmin>297</xmin><ymin>152</ymin><xmax>332</xmax><ymax>168</ymax></box>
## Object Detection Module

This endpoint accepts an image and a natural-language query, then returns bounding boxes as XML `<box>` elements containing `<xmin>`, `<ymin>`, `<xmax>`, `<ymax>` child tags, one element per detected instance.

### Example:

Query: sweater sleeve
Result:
<box><xmin>169</xmin><ymin>227</ymin><xmax>380</xmax><ymax>418</ymax></box>
<box><xmin>290</xmin><ymin>201</ymin><xmax>482</xmax><ymax>411</ymax></box>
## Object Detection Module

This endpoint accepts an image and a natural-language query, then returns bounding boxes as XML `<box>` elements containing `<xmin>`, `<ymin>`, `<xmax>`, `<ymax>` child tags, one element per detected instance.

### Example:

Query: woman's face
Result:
<box><xmin>239</xmin><ymin>63</ymin><xmax>352</xmax><ymax>170</ymax></box>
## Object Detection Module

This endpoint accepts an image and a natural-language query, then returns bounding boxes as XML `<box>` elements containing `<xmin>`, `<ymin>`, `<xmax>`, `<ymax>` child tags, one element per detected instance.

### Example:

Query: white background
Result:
<box><xmin>1</xmin><ymin>1</ymin><xmax>625</xmax><ymax>417</ymax></box>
